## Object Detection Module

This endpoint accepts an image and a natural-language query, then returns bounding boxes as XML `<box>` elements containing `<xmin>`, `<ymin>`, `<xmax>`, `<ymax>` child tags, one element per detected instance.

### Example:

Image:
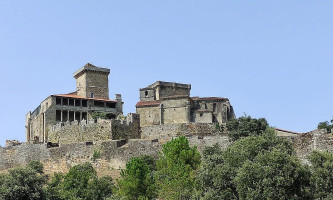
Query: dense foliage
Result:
<box><xmin>3</xmin><ymin>117</ymin><xmax>333</xmax><ymax>199</ymax></box>
<box><xmin>117</xmin><ymin>156</ymin><xmax>156</xmax><ymax>199</ymax></box>
<box><xmin>46</xmin><ymin>162</ymin><xmax>114</xmax><ymax>200</ymax></box>
<box><xmin>226</xmin><ymin>115</ymin><xmax>268</xmax><ymax>141</ymax></box>
<box><xmin>0</xmin><ymin>161</ymin><xmax>47</xmax><ymax>200</ymax></box>
<box><xmin>309</xmin><ymin>151</ymin><xmax>333</xmax><ymax>199</ymax></box>
<box><xmin>155</xmin><ymin>136</ymin><xmax>201</xmax><ymax>200</ymax></box>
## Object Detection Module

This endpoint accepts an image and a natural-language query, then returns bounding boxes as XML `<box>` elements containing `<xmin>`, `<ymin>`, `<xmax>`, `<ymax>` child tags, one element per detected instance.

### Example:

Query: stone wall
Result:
<box><xmin>0</xmin><ymin>134</ymin><xmax>231</xmax><ymax>175</ymax></box>
<box><xmin>85</xmin><ymin>72</ymin><xmax>109</xmax><ymax>99</ymax></box>
<box><xmin>163</xmin><ymin>98</ymin><xmax>190</xmax><ymax>124</ymax></box>
<box><xmin>159</xmin><ymin>86</ymin><xmax>190</xmax><ymax>99</ymax></box>
<box><xmin>2</xmin><ymin>129</ymin><xmax>333</xmax><ymax>176</ymax></box>
<box><xmin>48</xmin><ymin>114</ymin><xmax>140</xmax><ymax>144</ymax></box>
<box><xmin>293</xmin><ymin>129</ymin><xmax>333</xmax><ymax>163</ymax></box>
<box><xmin>0</xmin><ymin>139</ymin><xmax>160</xmax><ymax>175</ymax></box>
<box><xmin>137</xmin><ymin>106</ymin><xmax>160</xmax><ymax>127</ymax></box>
<box><xmin>111</xmin><ymin>114</ymin><xmax>140</xmax><ymax>140</ymax></box>
<box><xmin>141</xmin><ymin>123</ymin><xmax>223</xmax><ymax>141</ymax></box>
<box><xmin>48</xmin><ymin>119</ymin><xmax>113</xmax><ymax>144</ymax></box>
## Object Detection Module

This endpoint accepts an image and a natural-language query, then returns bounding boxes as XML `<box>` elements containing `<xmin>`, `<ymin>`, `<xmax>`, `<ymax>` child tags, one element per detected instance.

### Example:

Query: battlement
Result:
<box><xmin>73</xmin><ymin>63</ymin><xmax>110</xmax><ymax>78</ymax></box>
<box><xmin>141</xmin><ymin>81</ymin><xmax>191</xmax><ymax>91</ymax></box>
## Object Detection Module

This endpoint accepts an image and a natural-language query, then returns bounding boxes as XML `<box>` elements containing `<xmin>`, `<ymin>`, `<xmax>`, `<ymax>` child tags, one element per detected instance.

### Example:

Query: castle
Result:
<box><xmin>26</xmin><ymin>64</ymin><xmax>235</xmax><ymax>144</ymax></box>
<box><xmin>1</xmin><ymin>63</ymin><xmax>332</xmax><ymax>176</ymax></box>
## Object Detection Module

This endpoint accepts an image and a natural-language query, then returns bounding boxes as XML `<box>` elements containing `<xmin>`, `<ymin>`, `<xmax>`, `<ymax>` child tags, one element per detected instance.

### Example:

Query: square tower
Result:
<box><xmin>74</xmin><ymin>63</ymin><xmax>110</xmax><ymax>99</ymax></box>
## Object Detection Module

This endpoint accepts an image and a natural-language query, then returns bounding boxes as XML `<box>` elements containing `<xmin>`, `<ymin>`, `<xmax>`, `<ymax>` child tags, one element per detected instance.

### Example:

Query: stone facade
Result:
<box><xmin>47</xmin><ymin>113</ymin><xmax>140</xmax><ymax>144</ymax></box>
<box><xmin>26</xmin><ymin>63</ymin><xmax>123</xmax><ymax>144</ymax></box>
<box><xmin>141</xmin><ymin>123</ymin><xmax>224</xmax><ymax>141</ymax></box>
<box><xmin>136</xmin><ymin>81</ymin><xmax>235</xmax><ymax>127</ymax></box>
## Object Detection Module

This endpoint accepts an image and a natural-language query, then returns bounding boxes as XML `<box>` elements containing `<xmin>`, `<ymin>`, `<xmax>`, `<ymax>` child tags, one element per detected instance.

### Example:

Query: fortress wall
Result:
<box><xmin>48</xmin><ymin>119</ymin><xmax>113</xmax><ymax>144</ymax></box>
<box><xmin>3</xmin><ymin>126</ymin><xmax>333</xmax><ymax>176</ymax></box>
<box><xmin>48</xmin><ymin>115</ymin><xmax>140</xmax><ymax>144</ymax></box>
<box><xmin>293</xmin><ymin>130</ymin><xmax>333</xmax><ymax>163</ymax></box>
<box><xmin>0</xmin><ymin>139</ymin><xmax>160</xmax><ymax>175</ymax></box>
<box><xmin>111</xmin><ymin>119</ymin><xmax>140</xmax><ymax>140</ymax></box>
<box><xmin>141</xmin><ymin>123</ymin><xmax>223</xmax><ymax>140</ymax></box>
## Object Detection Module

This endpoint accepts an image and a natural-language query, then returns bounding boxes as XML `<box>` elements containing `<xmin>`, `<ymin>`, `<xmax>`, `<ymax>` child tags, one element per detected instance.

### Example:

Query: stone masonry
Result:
<box><xmin>26</xmin><ymin>63</ymin><xmax>123</xmax><ymax>144</ymax></box>
<box><xmin>136</xmin><ymin>81</ymin><xmax>235</xmax><ymax>127</ymax></box>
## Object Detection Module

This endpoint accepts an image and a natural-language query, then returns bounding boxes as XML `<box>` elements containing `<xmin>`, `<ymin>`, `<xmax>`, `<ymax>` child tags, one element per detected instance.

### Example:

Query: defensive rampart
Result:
<box><xmin>0</xmin><ymin>135</ymin><xmax>229</xmax><ymax>175</ymax></box>
<box><xmin>2</xmin><ymin>124</ymin><xmax>333</xmax><ymax>176</ymax></box>
<box><xmin>47</xmin><ymin>113</ymin><xmax>140</xmax><ymax>144</ymax></box>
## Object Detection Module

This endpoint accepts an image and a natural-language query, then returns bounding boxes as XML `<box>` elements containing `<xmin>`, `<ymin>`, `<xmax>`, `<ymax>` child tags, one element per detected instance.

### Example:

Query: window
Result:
<box><xmin>56</xmin><ymin>98</ymin><xmax>61</xmax><ymax>105</ymax></box>
<box><xmin>91</xmin><ymin>93</ymin><xmax>94</xmax><ymax>98</ymax></box>
<box><xmin>145</xmin><ymin>91</ymin><xmax>148</xmax><ymax>97</ymax></box>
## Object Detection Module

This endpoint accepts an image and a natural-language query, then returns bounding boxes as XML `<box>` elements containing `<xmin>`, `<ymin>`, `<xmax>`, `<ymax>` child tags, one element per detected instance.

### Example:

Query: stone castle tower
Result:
<box><xmin>74</xmin><ymin>63</ymin><xmax>110</xmax><ymax>99</ymax></box>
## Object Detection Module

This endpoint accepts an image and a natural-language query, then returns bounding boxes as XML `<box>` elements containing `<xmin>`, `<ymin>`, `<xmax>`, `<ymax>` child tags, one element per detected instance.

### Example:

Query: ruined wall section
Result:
<box><xmin>293</xmin><ymin>130</ymin><xmax>333</xmax><ymax>163</ymax></box>
<box><xmin>0</xmin><ymin>139</ymin><xmax>161</xmax><ymax>174</ymax></box>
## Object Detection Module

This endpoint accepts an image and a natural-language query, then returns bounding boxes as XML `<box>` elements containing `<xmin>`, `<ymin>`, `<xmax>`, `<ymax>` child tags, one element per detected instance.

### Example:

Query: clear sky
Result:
<box><xmin>0</xmin><ymin>1</ymin><xmax>332</xmax><ymax>146</ymax></box>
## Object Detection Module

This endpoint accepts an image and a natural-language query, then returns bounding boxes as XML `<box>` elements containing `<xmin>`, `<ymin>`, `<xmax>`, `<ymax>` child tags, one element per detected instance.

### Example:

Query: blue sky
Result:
<box><xmin>0</xmin><ymin>1</ymin><xmax>332</xmax><ymax>146</ymax></box>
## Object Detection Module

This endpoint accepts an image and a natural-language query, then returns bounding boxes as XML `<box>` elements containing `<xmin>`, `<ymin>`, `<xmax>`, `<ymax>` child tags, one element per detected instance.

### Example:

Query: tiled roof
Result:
<box><xmin>53</xmin><ymin>93</ymin><xmax>117</xmax><ymax>102</ymax></box>
<box><xmin>136</xmin><ymin>100</ymin><xmax>161</xmax><ymax>108</ymax></box>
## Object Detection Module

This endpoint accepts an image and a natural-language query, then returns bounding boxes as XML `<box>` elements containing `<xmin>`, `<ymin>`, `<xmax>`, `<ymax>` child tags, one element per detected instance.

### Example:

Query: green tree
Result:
<box><xmin>46</xmin><ymin>162</ymin><xmax>114</xmax><ymax>200</ymax></box>
<box><xmin>309</xmin><ymin>151</ymin><xmax>333</xmax><ymax>199</ymax></box>
<box><xmin>226</xmin><ymin>116</ymin><xmax>268</xmax><ymax>141</ymax></box>
<box><xmin>0</xmin><ymin>161</ymin><xmax>47</xmax><ymax>200</ymax></box>
<box><xmin>195</xmin><ymin>128</ymin><xmax>295</xmax><ymax>199</ymax></box>
<box><xmin>117</xmin><ymin>156</ymin><xmax>156</xmax><ymax>200</ymax></box>
<box><xmin>235</xmin><ymin>148</ymin><xmax>311</xmax><ymax>200</ymax></box>
<box><xmin>155</xmin><ymin>136</ymin><xmax>201</xmax><ymax>200</ymax></box>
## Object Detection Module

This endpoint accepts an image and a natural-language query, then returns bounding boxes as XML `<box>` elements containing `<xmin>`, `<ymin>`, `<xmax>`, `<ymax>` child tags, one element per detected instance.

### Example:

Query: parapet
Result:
<box><xmin>142</xmin><ymin>81</ymin><xmax>191</xmax><ymax>90</ymax></box>
<box><xmin>73</xmin><ymin>63</ymin><xmax>110</xmax><ymax>78</ymax></box>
